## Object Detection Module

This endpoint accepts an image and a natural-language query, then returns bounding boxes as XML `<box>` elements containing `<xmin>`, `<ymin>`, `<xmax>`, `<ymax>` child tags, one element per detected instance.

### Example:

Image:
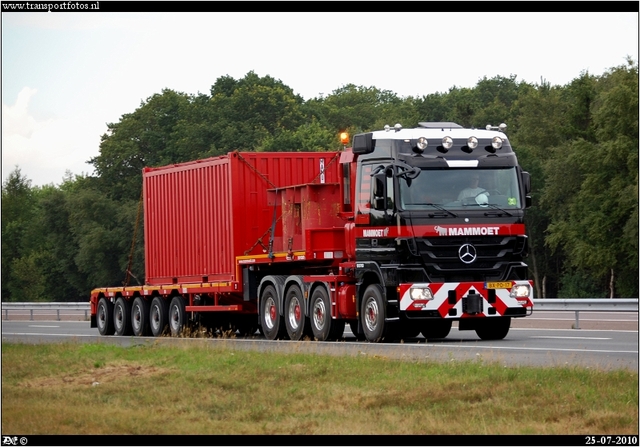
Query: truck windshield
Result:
<box><xmin>399</xmin><ymin>167</ymin><xmax>522</xmax><ymax>210</ymax></box>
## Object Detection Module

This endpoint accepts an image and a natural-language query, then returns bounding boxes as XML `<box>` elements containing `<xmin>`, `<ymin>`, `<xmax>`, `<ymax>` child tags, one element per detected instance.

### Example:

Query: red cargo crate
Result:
<box><xmin>142</xmin><ymin>151</ymin><xmax>342</xmax><ymax>285</ymax></box>
<box><xmin>270</xmin><ymin>183</ymin><xmax>345</xmax><ymax>260</ymax></box>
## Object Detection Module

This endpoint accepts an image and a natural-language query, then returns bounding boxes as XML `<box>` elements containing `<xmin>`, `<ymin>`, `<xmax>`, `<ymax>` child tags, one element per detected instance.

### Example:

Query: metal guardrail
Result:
<box><xmin>1</xmin><ymin>299</ymin><xmax>638</xmax><ymax>329</ymax></box>
<box><xmin>1</xmin><ymin>302</ymin><xmax>90</xmax><ymax>321</ymax></box>
<box><xmin>533</xmin><ymin>299</ymin><xmax>638</xmax><ymax>329</ymax></box>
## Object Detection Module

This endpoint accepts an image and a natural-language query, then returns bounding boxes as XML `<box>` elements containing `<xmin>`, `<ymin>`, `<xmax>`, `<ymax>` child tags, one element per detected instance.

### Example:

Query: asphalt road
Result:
<box><xmin>2</xmin><ymin>311</ymin><xmax>637</xmax><ymax>372</ymax></box>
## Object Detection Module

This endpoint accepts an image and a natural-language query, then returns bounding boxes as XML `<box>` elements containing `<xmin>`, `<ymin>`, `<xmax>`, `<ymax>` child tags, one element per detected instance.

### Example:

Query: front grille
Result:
<box><xmin>419</xmin><ymin>235</ymin><xmax>528</xmax><ymax>282</ymax></box>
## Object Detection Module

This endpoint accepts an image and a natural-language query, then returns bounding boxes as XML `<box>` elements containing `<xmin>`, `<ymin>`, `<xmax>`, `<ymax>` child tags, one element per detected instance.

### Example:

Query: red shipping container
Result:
<box><xmin>142</xmin><ymin>151</ymin><xmax>342</xmax><ymax>286</ymax></box>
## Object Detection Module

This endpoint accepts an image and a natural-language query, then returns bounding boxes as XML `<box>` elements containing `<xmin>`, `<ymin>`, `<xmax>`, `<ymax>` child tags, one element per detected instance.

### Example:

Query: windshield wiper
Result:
<box><xmin>461</xmin><ymin>202</ymin><xmax>513</xmax><ymax>216</ymax></box>
<box><xmin>425</xmin><ymin>203</ymin><xmax>458</xmax><ymax>217</ymax></box>
<box><xmin>483</xmin><ymin>203</ymin><xmax>513</xmax><ymax>216</ymax></box>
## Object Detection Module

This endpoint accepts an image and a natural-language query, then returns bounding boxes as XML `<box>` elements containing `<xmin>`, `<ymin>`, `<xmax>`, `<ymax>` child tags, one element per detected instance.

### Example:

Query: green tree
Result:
<box><xmin>415</xmin><ymin>91</ymin><xmax>452</xmax><ymax>123</ymax></box>
<box><xmin>208</xmin><ymin>71</ymin><xmax>306</xmax><ymax>152</ymax></box>
<box><xmin>543</xmin><ymin>59</ymin><xmax>638</xmax><ymax>297</ymax></box>
<box><xmin>1</xmin><ymin>168</ymin><xmax>36</xmax><ymax>301</ymax></box>
<box><xmin>65</xmin><ymin>184</ymin><xmax>142</xmax><ymax>289</ymax></box>
<box><xmin>170</xmin><ymin>92</ymin><xmax>223</xmax><ymax>161</ymax></box>
<box><xmin>471</xmin><ymin>75</ymin><xmax>522</xmax><ymax>128</ymax></box>
<box><xmin>415</xmin><ymin>75</ymin><xmax>524</xmax><ymax>130</ymax></box>
<box><xmin>306</xmin><ymin>84</ymin><xmax>419</xmax><ymax>135</ymax></box>
<box><xmin>259</xmin><ymin>117</ymin><xmax>338</xmax><ymax>152</ymax></box>
<box><xmin>561</xmin><ymin>71</ymin><xmax>598</xmax><ymax>142</ymax></box>
<box><xmin>89</xmin><ymin>89</ymin><xmax>193</xmax><ymax>201</ymax></box>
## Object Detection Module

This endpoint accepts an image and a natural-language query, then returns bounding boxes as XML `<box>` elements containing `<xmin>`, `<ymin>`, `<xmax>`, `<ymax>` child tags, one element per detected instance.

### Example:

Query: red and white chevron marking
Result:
<box><xmin>399</xmin><ymin>280</ymin><xmax>534</xmax><ymax>317</ymax></box>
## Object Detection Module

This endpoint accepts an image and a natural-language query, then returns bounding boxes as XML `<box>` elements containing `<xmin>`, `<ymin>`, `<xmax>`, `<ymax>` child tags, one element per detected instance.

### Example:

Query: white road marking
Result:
<box><xmin>530</xmin><ymin>336</ymin><xmax>611</xmax><ymax>340</ymax></box>
<box><xmin>3</xmin><ymin>332</ymin><xmax>95</xmax><ymax>337</ymax></box>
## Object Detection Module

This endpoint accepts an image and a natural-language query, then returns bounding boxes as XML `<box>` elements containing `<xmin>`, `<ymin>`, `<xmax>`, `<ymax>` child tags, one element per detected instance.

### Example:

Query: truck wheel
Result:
<box><xmin>397</xmin><ymin>320</ymin><xmax>421</xmax><ymax>340</ymax></box>
<box><xmin>114</xmin><ymin>297</ymin><xmax>132</xmax><ymax>336</ymax></box>
<box><xmin>97</xmin><ymin>298</ymin><xmax>115</xmax><ymax>336</ymax></box>
<box><xmin>475</xmin><ymin>317</ymin><xmax>511</xmax><ymax>340</ymax></box>
<box><xmin>260</xmin><ymin>284</ymin><xmax>286</xmax><ymax>340</ymax></box>
<box><xmin>169</xmin><ymin>296</ymin><xmax>188</xmax><ymax>337</ymax></box>
<box><xmin>150</xmin><ymin>296</ymin><xmax>169</xmax><ymax>337</ymax></box>
<box><xmin>131</xmin><ymin>297</ymin><xmax>150</xmax><ymax>336</ymax></box>
<box><xmin>361</xmin><ymin>284</ymin><xmax>386</xmax><ymax>342</ymax></box>
<box><xmin>310</xmin><ymin>286</ymin><xmax>344</xmax><ymax>341</ymax></box>
<box><xmin>284</xmin><ymin>284</ymin><xmax>307</xmax><ymax>341</ymax></box>
<box><xmin>421</xmin><ymin>320</ymin><xmax>452</xmax><ymax>340</ymax></box>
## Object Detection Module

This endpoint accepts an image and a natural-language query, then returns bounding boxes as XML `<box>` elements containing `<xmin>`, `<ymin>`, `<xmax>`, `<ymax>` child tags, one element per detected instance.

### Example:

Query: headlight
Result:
<box><xmin>442</xmin><ymin>136</ymin><xmax>453</xmax><ymax>150</ymax></box>
<box><xmin>510</xmin><ymin>284</ymin><xmax>531</xmax><ymax>304</ymax></box>
<box><xmin>491</xmin><ymin>136</ymin><xmax>503</xmax><ymax>149</ymax></box>
<box><xmin>410</xmin><ymin>287</ymin><xmax>434</xmax><ymax>300</ymax></box>
<box><xmin>467</xmin><ymin>136</ymin><xmax>478</xmax><ymax>149</ymax></box>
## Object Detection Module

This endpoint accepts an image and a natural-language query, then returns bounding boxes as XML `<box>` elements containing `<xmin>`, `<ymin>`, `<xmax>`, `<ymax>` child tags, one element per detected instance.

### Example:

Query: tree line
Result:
<box><xmin>2</xmin><ymin>60</ymin><xmax>637</xmax><ymax>302</ymax></box>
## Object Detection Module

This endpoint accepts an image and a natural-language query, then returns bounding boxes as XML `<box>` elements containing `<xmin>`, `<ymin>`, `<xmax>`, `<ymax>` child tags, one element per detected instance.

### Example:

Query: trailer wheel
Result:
<box><xmin>420</xmin><ymin>319</ymin><xmax>452</xmax><ymax>340</ymax></box>
<box><xmin>132</xmin><ymin>297</ymin><xmax>150</xmax><ymax>336</ymax></box>
<box><xmin>150</xmin><ymin>296</ymin><xmax>169</xmax><ymax>337</ymax></box>
<box><xmin>475</xmin><ymin>317</ymin><xmax>511</xmax><ymax>340</ymax></box>
<box><xmin>97</xmin><ymin>298</ymin><xmax>115</xmax><ymax>336</ymax></box>
<box><xmin>169</xmin><ymin>296</ymin><xmax>188</xmax><ymax>337</ymax></box>
<box><xmin>310</xmin><ymin>286</ymin><xmax>344</xmax><ymax>341</ymax></box>
<box><xmin>361</xmin><ymin>284</ymin><xmax>386</xmax><ymax>342</ymax></box>
<box><xmin>260</xmin><ymin>284</ymin><xmax>286</xmax><ymax>340</ymax></box>
<box><xmin>284</xmin><ymin>284</ymin><xmax>308</xmax><ymax>341</ymax></box>
<box><xmin>114</xmin><ymin>297</ymin><xmax>132</xmax><ymax>336</ymax></box>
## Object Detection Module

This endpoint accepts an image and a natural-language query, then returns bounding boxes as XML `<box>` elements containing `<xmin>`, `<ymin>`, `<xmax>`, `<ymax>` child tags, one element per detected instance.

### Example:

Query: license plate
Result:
<box><xmin>485</xmin><ymin>281</ymin><xmax>512</xmax><ymax>289</ymax></box>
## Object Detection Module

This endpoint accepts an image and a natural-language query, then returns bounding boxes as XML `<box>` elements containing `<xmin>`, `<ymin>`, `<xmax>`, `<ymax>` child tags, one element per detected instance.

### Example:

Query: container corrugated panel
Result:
<box><xmin>143</xmin><ymin>151</ymin><xmax>342</xmax><ymax>285</ymax></box>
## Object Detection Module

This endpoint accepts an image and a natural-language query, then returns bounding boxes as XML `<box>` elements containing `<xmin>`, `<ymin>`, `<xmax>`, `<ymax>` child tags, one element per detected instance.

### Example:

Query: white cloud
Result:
<box><xmin>2</xmin><ymin>87</ymin><xmax>98</xmax><ymax>186</ymax></box>
<box><xmin>2</xmin><ymin>87</ymin><xmax>44</xmax><ymax>138</ymax></box>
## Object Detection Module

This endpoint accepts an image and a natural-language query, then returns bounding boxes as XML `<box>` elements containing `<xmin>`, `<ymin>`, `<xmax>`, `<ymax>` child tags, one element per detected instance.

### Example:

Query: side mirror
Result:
<box><xmin>522</xmin><ymin>171</ymin><xmax>531</xmax><ymax>195</ymax></box>
<box><xmin>352</xmin><ymin>132</ymin><xmax>374</xmax><ymax>154</ymax></box>
<box><xmin>373</xmin><ymin>172</ymin><xmax>386</xmax><ymax>211</ymax></box>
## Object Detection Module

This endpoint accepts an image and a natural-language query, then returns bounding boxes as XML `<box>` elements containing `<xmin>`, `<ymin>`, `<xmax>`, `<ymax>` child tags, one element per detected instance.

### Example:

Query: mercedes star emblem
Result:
<box><xmin>458</xmin><ymin>244</ymin><xmax>477</xmax><ymax>264</ymax></box>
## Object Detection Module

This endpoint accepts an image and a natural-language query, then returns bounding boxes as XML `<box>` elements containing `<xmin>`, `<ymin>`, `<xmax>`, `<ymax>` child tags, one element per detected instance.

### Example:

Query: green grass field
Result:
<box><xmin>1</xmin><ymin>341</ymin><xmax>638</xmax><ymax>435</ymax></box>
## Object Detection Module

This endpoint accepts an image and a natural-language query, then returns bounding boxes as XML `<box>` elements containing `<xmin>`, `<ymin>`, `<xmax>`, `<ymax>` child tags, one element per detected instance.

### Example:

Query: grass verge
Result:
<box><xmin>1</xmin><ymin>341</ymin><xmax>638</xmax><ymax>435</ymax></box>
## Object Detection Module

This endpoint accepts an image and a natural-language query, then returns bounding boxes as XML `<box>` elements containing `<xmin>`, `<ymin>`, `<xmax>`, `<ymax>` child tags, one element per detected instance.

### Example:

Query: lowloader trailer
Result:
<box><xmin>91</xmin><ymin>122</ymin><xmax>534</xmax><ymax>342</ymax></box>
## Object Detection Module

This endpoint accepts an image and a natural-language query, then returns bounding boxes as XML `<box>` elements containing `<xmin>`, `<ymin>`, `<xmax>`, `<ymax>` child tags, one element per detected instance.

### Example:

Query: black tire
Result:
<box><xmin>421</xmin><ymin>319</ymin><xmax>452</xmax><ymax>340</ymax></box>
<box><xmin>310</xmin><ymin>285</ymin><xmax>344</xmax><ymax>341</ymax></box>
<box><xmin>397</xmin><ymin>320</ymin><xmax>421</xmax><ymax>340</ymax></box>
<box><xmin>131</xmin><ymin>297</ymin><xmax>150</xmax><ymax>337</ymax></box>
<box><xmin>360</xmin><ymin>284</ymin><xmax>386</xmax><ymax>342</ymax></box>
<box><xmin>475</xmin><ymin>317</ymin><xmax>511</xmax><ymax>340</ymax></box>
<box><xmin>284</xmin><ymin>284</ymin><xmax>308</xmax><ymax>341</ymax></box>
<box><xmin>97</xmin><ymin>297</ymin><xmax>115</xmax><ymax>336</ymax></box>
<box><xmin>114</xmin><ymin>297</ymin><xmax>132</xmax><ymax>336</ymax></box>
<box><xmin>260</xmin><ymin>284</ymin><xmax>286</xmax><ymax>340</ymax></box>
<box><xmin>169</xmin><ymin>296</ymin><xmax>188</xmax><ymax>337</ymax></box>
<box><xmin>150</xmin><ymin>296</ymin><xmax>169</xmax><ymax>337</ymax></box>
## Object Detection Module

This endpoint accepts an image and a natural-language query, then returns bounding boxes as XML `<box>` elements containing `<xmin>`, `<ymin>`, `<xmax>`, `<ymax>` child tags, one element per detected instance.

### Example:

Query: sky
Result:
<box><xmin>2</xmin><ymin>9</ymin><xmax>638</xmax><ymax>187</ymax></box>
